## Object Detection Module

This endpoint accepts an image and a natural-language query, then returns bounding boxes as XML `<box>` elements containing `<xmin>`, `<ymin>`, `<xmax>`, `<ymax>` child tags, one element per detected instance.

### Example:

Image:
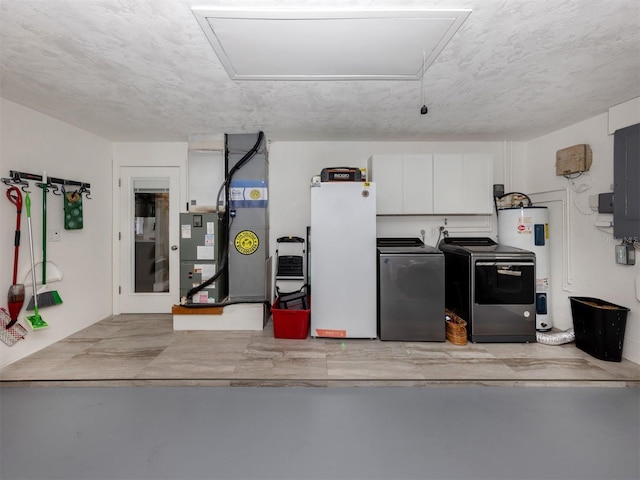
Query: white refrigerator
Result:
<box><xmin>310</xmin><ymin>181</ymin><xmax>377</xmax><ymax>338</ymax></box>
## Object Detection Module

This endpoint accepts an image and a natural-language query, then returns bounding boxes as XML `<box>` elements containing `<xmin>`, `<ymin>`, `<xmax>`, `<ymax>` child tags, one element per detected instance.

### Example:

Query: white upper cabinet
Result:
<box><xmin>368</xmin><ymin>154</ymin><xmax>433</xmax><ymax>214</ymax></box>
<box><xmin>368</xmin><ymin>154</ymin><xmax>403</xmax><ymax>214</ymax></box>
<box><xmin>402</xmin><ymin>155</ymin><xmax>434</xmax><ymax>214</ymax></box>
<box><xmin>368</xmin><ymin>153</ymin><xmax>493</xmax><ymax>215</ymax></box>
<box><xmin>433</xmin><ymin>154</ymin><xmax>493</xmax><ymax>214</ymax></box>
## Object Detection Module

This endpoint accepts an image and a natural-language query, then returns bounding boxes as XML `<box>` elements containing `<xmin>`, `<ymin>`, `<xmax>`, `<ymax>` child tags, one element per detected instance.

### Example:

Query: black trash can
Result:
<box><xmin>569</xmin><ymin>297</ymin><xmax>630</xmax><ymax>362</ymax></box>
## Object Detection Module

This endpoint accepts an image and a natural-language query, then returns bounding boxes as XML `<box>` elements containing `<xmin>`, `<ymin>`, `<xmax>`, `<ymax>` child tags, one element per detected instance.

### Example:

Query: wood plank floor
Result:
<box><xmin>1</xmin><ymin>314</ymin><xmax>638</xmax><ymax>386</ymax></box>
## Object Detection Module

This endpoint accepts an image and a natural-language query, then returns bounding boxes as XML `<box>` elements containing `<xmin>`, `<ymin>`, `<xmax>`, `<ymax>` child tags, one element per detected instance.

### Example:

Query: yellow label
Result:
<box><xmin>234</xmin><ymin>230</ymin><xmax>259</xmax><ymax>255</ymax></box>
<box><xmin>363</xmin><ymin>182</ymin><xmax>371</xmax><ymax>187</ymax></box>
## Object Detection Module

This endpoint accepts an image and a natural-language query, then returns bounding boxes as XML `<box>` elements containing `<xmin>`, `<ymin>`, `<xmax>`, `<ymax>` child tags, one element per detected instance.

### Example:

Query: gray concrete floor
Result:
<box><xmin>1</xmin><ymin>386</ymin><xmax>639</xmax><ymax>480</ymax></box>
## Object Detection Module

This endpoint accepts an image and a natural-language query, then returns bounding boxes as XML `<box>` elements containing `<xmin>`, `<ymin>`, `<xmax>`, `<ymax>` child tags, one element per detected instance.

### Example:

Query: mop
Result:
<box><xmin>24</xmin><ymin>191</ymin><xmax>47</xmax><ymax>330</ymax></box>
<box><xmin>0</xmin><ymin>307</ymin><xmax>27</xmax><ymax>346</ymax></box>
<box><xmin>6</xmin><ymin>186</ymin><xmax>25</xmax><ymax>328</ymax></box>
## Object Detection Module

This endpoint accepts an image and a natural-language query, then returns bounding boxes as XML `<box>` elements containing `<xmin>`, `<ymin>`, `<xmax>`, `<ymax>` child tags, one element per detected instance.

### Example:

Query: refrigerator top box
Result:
<box><xmin>320</xmin><ymin>167</ymin><xmax>362</xmax><ymax>182</ymax></box>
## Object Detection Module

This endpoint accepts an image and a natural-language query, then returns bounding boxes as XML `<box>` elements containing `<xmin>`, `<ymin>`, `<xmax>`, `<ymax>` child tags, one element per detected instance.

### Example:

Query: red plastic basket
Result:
<box><xmin>271</xmin><ymin>296</ymin><xmax>310</xmax><ymax>339</ymax></box>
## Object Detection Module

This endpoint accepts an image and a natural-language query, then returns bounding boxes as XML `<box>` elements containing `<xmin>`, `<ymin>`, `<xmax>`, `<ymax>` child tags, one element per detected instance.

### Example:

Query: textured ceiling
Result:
<box><xmin>1</xmin><ymin>0</ymin><xmax>639</xmax><ymax>142</ymax></box>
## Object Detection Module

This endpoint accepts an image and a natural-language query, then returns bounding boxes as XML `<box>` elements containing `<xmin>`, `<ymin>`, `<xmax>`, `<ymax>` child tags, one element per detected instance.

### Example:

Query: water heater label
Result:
<box><xmin>516</xmin><ymin>216</ymin><xmax>532</xmax><ymax>234</ymax></box>
<box><xmin>534</xmin><ymin>224</ymin><xmax>546</xmax><ymax>245</ymax></box>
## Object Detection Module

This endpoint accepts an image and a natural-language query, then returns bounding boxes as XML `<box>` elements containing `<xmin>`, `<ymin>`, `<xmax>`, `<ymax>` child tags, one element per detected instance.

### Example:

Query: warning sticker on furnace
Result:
<box><xmin>234</xmin><ymin>230</ymin><xmax>259</xmax><ymax>255</ymax></box>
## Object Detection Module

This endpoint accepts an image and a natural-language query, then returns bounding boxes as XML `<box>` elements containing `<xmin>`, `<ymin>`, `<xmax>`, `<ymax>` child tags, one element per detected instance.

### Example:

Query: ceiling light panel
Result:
<box><xmin>192</xmin><ymin>9</ymin><xmax>471</xmax><ymax>80</ymax></box>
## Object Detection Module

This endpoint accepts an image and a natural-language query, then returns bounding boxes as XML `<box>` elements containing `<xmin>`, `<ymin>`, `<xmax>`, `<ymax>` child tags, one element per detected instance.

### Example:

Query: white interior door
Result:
<box><xmin>119</xmin><ymin>166</ymin><xmax>180</xmax><ymax>313</ymax></box>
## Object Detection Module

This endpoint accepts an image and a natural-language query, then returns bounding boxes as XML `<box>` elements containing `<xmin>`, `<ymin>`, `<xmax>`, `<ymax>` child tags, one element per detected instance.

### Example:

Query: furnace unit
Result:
<box><xmin>179</xmin><ymin>213</ymin><xmax>227</xmax><ymax>304</ymax></box>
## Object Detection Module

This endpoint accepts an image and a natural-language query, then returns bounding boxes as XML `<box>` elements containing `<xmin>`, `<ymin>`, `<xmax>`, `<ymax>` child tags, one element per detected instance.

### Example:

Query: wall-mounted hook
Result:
<box><xmin>9</xmin><ymin>171</ymin><xmax>32</xmax><ymax>193</ymax></box>
<box><xmin>79</xmin><ymin>184</ymin><xmax>92</xmax><ymax>199</ymax></box>
<box><xmin>6</xmin><ymin>171</ymin><xmax>90</xmax><ymax>197</ymax></box>
<box><xmin>15</xmin><ymin>179</ymin><xmax>30</xmax><ymax>193</ymax></box>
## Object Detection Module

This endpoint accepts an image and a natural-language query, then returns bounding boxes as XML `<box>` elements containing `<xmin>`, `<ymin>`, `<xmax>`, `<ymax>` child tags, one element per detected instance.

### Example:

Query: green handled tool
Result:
<box><xmin>25</xmin><ymin>191</ymin><xmax>47</xmax><ymax>330</ymax></box>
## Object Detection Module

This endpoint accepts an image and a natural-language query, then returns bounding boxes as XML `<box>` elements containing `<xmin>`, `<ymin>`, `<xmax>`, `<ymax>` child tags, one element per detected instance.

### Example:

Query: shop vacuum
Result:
<box><xmin>180</xmin><ymin>131</ymin><xmax>270</xmax><ymax>310</ymax></box>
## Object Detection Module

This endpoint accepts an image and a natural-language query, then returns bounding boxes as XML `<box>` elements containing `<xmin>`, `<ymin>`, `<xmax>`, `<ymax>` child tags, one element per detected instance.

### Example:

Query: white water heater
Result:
<box><xmin>498</xmin><ymin>206</ymin><xmax>552</xmax><ymax>331</ymax></box>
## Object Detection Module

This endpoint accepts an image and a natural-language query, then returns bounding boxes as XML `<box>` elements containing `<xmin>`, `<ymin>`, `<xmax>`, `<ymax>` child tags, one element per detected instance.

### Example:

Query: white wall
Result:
<box><xmin>0</xmin><ymin>99</ymin><xmax>113</xmax><ymax>367</ymax></box>
<box><xmin>3</xmin><ymin>98</ymin><xmax>637</xmax><ymax>366</ymax></box>
<box><xmin>268</xmin><ymin>141</ymin><xmax>508</xmax><ymax>253</ymax></box>
<box><xmin>514</xmin><ymin>102</ymin><xmax>639</xmax><ymax>363</ymax></box>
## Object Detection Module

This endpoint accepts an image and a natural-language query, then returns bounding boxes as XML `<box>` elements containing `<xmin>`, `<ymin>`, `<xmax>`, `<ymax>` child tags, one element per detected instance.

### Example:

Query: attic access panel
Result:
<box><xmin>192</xmin><ymin>8</ymin><xmax>471</xmax><ymax>80</ymax></box>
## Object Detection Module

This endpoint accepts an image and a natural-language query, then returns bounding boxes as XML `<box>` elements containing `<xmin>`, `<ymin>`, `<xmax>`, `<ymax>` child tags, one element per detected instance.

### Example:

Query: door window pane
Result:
<box><xmin>133</xmin><ymin>180</ymin><xmax>169</xmax><ymax>293</ymax></box>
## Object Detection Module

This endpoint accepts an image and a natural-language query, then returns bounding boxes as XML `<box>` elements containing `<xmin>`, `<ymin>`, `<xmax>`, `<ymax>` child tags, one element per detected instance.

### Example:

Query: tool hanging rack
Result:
<box><xmin>1</xmin><ymin>170</ymin><xmax>91</xmax><ymax>198</ymax></box>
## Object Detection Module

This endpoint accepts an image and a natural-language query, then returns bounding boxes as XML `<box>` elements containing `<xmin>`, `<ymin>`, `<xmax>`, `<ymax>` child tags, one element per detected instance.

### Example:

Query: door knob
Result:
<box><xmin>171</xmin><ymin>245</ymin><xmax>178</xmax><ymax>251</ymax></box>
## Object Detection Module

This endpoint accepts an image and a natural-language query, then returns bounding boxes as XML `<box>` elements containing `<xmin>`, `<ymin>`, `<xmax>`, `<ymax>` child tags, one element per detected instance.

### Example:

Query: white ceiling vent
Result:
<box><xmin>192</xmin><ymin>8</ymin><xmax>471</xmax><ymax>80</ymax></box>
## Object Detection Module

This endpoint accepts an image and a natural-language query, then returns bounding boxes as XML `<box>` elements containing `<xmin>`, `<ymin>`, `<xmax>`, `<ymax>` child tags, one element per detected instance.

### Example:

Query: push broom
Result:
<box><xmin>27</xmin><ymin>175</ymin><xmax>62</xmax><ymax>309</ymax></box>
<box><xmin>24</xmin><ymin>191</ymin><xmax>47</xmax><ymax>330</ymax></box>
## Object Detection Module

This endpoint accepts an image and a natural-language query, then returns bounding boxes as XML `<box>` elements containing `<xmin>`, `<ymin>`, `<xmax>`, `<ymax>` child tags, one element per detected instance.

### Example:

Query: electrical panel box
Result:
<box><xmin>598</xmin><ymin>193</ymin><xmax>614</xmax><ymax>214</ymax></box>
<box><xmin>555</xmin><ymin>144</ymin><xmax>592</xmax><ymax>176</ymax></box>
<box><xmin>179</xmin><ymin>213</ymin><xmax>227</xmax><ymax>304</ymax></box>
<box><xmin>613</xmin><ymin>124</ymin><xmax>640</xmax><ymax>241</ymax></box>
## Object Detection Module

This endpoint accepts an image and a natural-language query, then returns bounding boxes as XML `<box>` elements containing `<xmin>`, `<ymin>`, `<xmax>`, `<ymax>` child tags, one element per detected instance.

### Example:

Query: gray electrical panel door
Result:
<box><xmin>614</xmin><ymin>123</ymin><xmax>640</xmax><ymax>242</ymax></box>
<box><xmin>179</xmin><ymin>213</ymin><xmax>227</xmax><ymax>303</ymax></box>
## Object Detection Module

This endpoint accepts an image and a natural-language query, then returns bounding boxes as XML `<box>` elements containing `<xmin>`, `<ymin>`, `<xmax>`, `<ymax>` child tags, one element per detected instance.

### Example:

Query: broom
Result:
<box><xmin>26</xmin><ymin>176</ymin><xmax>62</xmax><ymax>309</ymax></box>
<box><xmin>24</xmin><ymin>192</ymin><xmax>47</xmax><ymax>330</ymax></box>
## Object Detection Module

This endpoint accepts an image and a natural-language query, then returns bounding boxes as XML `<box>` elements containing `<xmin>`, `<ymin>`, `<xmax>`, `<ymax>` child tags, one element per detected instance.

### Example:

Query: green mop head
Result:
<box><xmin>25</xmin><ymin>308</ymin><xmax>48</xmax><ymax>330</ymax></box>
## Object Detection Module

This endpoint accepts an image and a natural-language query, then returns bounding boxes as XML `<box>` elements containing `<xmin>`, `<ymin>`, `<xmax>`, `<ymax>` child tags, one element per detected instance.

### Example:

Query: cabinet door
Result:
<box><xmin>433</xmin><ymin>154</ymin><xmax>493</xmax><ymax>214</ymax></box>
<box><xmin>370</xmin><ymin>154</ymin><xmax>403</xmax><ymax>214</ymax></box>
<box><xmin>403</xmin><ymin>154</ymin><xmax>433</xmax><ymax>214</ymax></box>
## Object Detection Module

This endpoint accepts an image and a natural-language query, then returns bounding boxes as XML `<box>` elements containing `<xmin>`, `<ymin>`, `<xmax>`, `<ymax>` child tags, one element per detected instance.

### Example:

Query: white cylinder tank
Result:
<box><xmin>498</xmin><ymin>206</ymin><xmax>552</xmax><ymax>331</ymax></box>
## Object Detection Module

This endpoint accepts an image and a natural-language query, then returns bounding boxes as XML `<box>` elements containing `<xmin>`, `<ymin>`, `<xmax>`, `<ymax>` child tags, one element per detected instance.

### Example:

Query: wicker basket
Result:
<box><xmin>445</xmin><ymin>309</ymin><xmax>468</xmax><ymax>346</ymax></box>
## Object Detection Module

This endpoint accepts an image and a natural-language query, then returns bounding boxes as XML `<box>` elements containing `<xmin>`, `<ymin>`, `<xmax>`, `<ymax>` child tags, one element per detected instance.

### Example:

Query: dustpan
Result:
<box><xmin>22</xmin><ymin>261</ymin><xmax>64</xmax><ymax>287</ymax></box>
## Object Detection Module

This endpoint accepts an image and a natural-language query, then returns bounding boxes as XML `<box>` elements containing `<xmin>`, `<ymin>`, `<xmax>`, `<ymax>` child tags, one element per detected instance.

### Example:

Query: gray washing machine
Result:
<box><xmin>377</xmin><ymin>238</ymin><xmax>445</xmax><ymax>341</ymax></box>
<box><xmin>438</xmin><ymin>237</ymin><xmax>536</xmax><ymax>343</ymax></box>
